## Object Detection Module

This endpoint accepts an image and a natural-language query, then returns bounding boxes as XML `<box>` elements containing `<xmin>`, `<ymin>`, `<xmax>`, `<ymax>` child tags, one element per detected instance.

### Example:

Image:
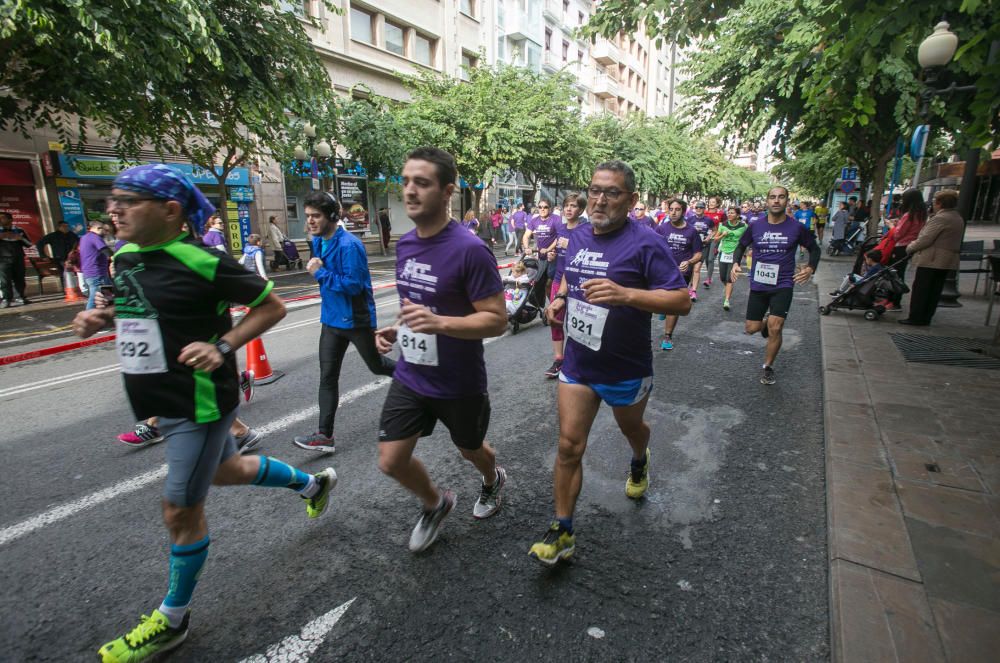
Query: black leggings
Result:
<box><xmin>318</xmin><ymin>325</ymin><xmax>396</xmax><ymax>436</ymax></box>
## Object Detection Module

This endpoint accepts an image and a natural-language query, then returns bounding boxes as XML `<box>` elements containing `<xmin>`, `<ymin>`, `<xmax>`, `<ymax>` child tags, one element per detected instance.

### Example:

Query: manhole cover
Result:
<box><xmin>889</xmin><ymin>334</ymin><xmax>1000</xmax><ymax>370</ymax></box>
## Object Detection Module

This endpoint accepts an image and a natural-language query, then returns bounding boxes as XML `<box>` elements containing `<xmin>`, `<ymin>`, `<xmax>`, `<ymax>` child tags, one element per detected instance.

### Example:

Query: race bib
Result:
<box><xmin>566</xmin><ymin>298</ymin><xmax>609</xmax><ymax>351</ymax></box>
<box><xmin>115</xmin><ymin>318</ymin><xmax>167</xmax><ymax>374</ymax></box>
<box><xmin>399</xmin><ymin>324</ymin><xmax>438</xmax><ymax>366</ymax></box>
<box><xmin>754</xmin><ymin>261</ymin><xmax>779</xmax><ymax>286</ymax></box>
<box><xmin>719</xmin><ymin>252</ymin><xmax>734</xmax><ymax>264</ymax></box>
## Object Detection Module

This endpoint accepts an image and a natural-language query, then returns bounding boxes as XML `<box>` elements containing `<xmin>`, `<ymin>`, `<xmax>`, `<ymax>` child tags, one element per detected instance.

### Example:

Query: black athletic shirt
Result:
<box><xmin>112</xmin><ymin>232</ymin><xmax>273</xmax><ymax>423</ymax></box>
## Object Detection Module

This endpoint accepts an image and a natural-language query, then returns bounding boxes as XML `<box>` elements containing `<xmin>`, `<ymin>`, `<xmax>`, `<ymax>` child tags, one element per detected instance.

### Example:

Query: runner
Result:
<box><xmin>702</xmin><ymin>196</ymin><xmax>725</xmax><ymax>288</ymax></box>
<box><xmin>730</xmin><ymin>186</ymin><xmax>821</xmax><ymax>385</ymax></box>
<box><xmin>528</xmin><ymin>161</ymin><xmax>690</xmax><ymax>566</ymax></box>
<box><xmin>654</xmin><ymin>198</ymin><xmax>702</xmax><ymax>350</ymax></box>
<box><xmin>373</xmin><ymin>147</ymin><xmax>507</xmax><ymax>553</ymax></box>
<box><xmin>714</xmin><ymin>205</ymin><xmax>749</xmax><ymax>311</ymax></box>
<box><xmin>294</xmin><ymin>191</ymin><xmax>396</xmax><ymax>452</ymax></box>
<box><xmin>523</xmin><ymin>199</ymin><xmax>561</xmax><ymax>294</ymax></box>
<box><xmin>739</xmin><ymin>201</ymin><xmax>752</xmax><ymax>224</ymax></box>
<box><xmin>654</xmin><ymin>199</ymin><xmax>670</xmax><ymax>224</ymax></box>
<box><xmin>631</xmin><ymin>202</ymin><xmax>656</xmax><ymax>229</ymax></box>
<box><xmin>72</xmin><ymin>164</ymin><xmax>334</xmax><ymax>663</ymax></box>
<box><xmin>749</xmin><ymin>200</ymin><xmax>767</xmax><ymax>224</ymax></box>
<box><xmin>512</xmin><ymin>203</ymin><xmax>528</xmax><ymax>256</ymax></box>
<box><xmin>687</xmin><ymin>201</ymin><xmax>711</xmax><ymax>302</ymax></box>
<box><xmin>543</xmin><ymin>192</ymin><xmax>588</xmax><ymax>378</ymax></box>
<box><xmin>814</xmin><ymin>201</ymin><xmax>829</xmax><ymax>244</ymax></box>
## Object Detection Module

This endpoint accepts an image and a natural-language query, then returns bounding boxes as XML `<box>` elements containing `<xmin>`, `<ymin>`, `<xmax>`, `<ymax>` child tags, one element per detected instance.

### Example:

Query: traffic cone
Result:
<box><xmin>64</xmin><ymin>271</ymin><xmax>84</xmax><ymax>302</ymax></box>
<box><xmin>245</xmin><ymin>337</ymin><xmax>283</xmax><ymax>385</ymax></box>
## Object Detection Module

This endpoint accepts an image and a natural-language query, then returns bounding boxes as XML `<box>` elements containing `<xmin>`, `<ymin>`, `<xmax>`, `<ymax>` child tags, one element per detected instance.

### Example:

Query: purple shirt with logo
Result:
<box><xmin>512</xmin><ymin>210</ymin><xmax>528</xmax><ymax>230</ymax></box>
<box><xmin>690</xmin><ymin>214</ymin><xmax>711</xmax><ymax>240</ymax></box>
<box><xmin>393</xmin><ymin>221</ymin><xmax>503</xmax><ymax>399</ymax></box>
<box><xmin>527</xmin><ymin>214</ymin><xmax>562</xmax><ymax>250</ymax></box>
<box><xmin>552</xmin><ymin>220</ymin><xmax>590</xmax><ymax>285</ymax></box>
<box><xmin>561</xmin><ymin>221</ymin><xmax>687</xmax><ymax>383</ymax></box>
<box><xmin>654</xmin><ymin>222</ymin><xmax>702</xmax><ymax>276</ymax></box>
<box><xmin>632</xmin><ymin>215</ymin><xmax>656</xmax><ymax>230</ymax></box>
<box><xmin>738</xmin><ymin>215</ymin><xmax>818</xmax><ymax>291</ymax></box>
<box><xmin>202</xmin><ymin>228</ymin><xmax>226</xmax><ymax>252</ymax></box>
<box><xmin>79</xmin><ymin>231</ymin><xmax>110</xmax><ymax>279</ymax></box>
<box><xmin>459</xmin><ymin>218</ymin><xmax>479</xmax><ymax>233</ymax></box>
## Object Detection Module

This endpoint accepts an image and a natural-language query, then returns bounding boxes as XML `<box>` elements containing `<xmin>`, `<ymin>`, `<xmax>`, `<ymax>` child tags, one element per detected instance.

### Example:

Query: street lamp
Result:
<box><xmin>292</xmin><ymin>123</ymin><xmax>334</xmax><ymax>191</ymax></box>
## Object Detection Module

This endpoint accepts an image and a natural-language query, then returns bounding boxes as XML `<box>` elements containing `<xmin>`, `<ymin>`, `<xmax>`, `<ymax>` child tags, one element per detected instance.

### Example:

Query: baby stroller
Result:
<box><xmin>505</xmin><ymin>258</ymin><xmax>548</xmax><ymax>334</ymax></box>
<box><xmin>270</xmin><ymin>238</ymin><xmax>303</xmax><ymax>271</ymax></box>
<box><xmin>819</xmin><ymin>258</ymin><xmax>909</xmax><ymax>321</ymax></box>
<box><xmin>828</xmin><ymin>224</ymin><xmax>866</xmax><ymax>256</ymax></box>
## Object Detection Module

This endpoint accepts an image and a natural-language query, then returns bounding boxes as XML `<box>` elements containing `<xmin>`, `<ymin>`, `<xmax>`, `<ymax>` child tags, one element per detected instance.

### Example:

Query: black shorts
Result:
<box><xmin>746</xmin><ymin>287</ymin><xmax>794</xmax><ymax>321</ymax></box>
<box><xmin>378</xmin><ymin>379</ymin><xmax>491</xmax><ymax>450</ymax></box>
<box><xmin>718</xmin><ymin>259</ymin><xmax>735</xmax><ymax>283</ymax></box>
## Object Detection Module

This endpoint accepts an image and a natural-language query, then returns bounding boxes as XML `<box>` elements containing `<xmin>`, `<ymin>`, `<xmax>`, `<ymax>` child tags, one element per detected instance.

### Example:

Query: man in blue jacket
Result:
<box><xmin>294</xmin><ymin>192</ymin><xmax>395</xmax><ymax>452</ymax></box>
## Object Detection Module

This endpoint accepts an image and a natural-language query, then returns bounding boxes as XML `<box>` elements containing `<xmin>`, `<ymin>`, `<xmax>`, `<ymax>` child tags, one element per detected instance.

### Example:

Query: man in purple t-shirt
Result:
<box><xmin>522</xmin><ymin>199</ymin><xmax>561</xmax><ymax>287</ymax></box>
<box><xmin>731</xmin><ymin>185</ymin><xmax>820</xmax><ymax>385</ymax></box>
<box><xmin>79</xmin><ymin>218</ymin><xmax>113</xmax><ymax>309</ymax></box>
<box><xmin>654</xmin><ymin>198</ymin><xmax>703</xmax><ymax>350</ymax></box>
<box><xmin>631</xmin><ymin>202</ymin><xmax>656</xmax><ymax>229</ymax></box>
<box><xmin>528</xmin><ymin>160</ymin><xmax>690</xmax><ymax>567</ymax></box>
<box><xmin>511</xmin><ymin>203</ymin><xmax>528</xmax><ymax>256</ymax></box>
<box><xmin>374</xmin><ymin>147</ymin><xmax>507</xmax><ymax>553</ymax></box>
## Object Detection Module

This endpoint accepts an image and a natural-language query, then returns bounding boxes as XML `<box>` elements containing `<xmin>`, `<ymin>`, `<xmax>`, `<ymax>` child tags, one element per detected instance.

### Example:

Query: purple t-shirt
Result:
<box><xmin>633</xmin><ymin>215</ymin><xmax>656</xmax><ymax>230</ymax></box>
<box><xmin>654</xmin><ymin>222</ymin><xmax>703</xmax><ymax>275</ymax></box>
<box><xmin>393</xmin><ymin>221</ymin><xmax>503</xmax><ymax>399</ymax></box>
<box><xmin>552</xmin><ymin>220</ymin><xmax>589</xmax><ymax>285</ymax></box>
<box><xmin>79</xmin><ymin>231</ymin><xmax>110</xmax><ymax>279</ymax></box>
<box><xmin>512</xmin><ymin>210</ymin><xmax>528</xmax><ymax>230</ymax></box>
<box><xmin>459</xmin><ymin>218</ymin><xmax>479</xmax><ymax>233</ymax></box>
<box><xmin>560</xmin><ymin>221</ymin><xmax>687</xmax><ymax>383</ymax></box>
<box><xmin>738</xmin><ymin>215</ymin><xmax>818</xmax><ymax>291</ymax></box>
<box><xmin>527</xmin><ymin>214</ymin><xmax>562</xmax><ymax>250</ymax></box>
<box><xmin>747</xmin><ymin>211</ymin><xmax>767</xmax><ymax>224</ymax></box>
<box><xmin>202</xmin><ymin>228</ymin><xmax>226</xmax><ymax>251</ymax></box>
<box><xmin>690</xmin><ymin>214</ymin><xmax>711</xmax><ymax>241</ymax></box>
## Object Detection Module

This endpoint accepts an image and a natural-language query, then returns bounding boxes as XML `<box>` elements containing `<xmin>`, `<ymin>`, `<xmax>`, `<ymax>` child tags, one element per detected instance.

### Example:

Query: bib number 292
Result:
<box><xmin>115</xmin><ymin>318</ymin><xmax>168</xmax><ymax>374</ymax></box>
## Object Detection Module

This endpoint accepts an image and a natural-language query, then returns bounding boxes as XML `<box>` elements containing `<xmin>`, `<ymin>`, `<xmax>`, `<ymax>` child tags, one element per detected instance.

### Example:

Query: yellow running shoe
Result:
<box><xmin>626</xmin><ymin>448</ymin><xmax>650</xmax><ymax>499</ymax></box>
<box><xmin>528</xmin><ymin>522</ymin><xmax>576</xmax><ymax>566</ymax></box>
<box><xmin>98</xmin><ymin>610</ymin><xmax>189</xmax><ymax>662</ymax></box>
<box><xmin>305</xmin><ymin>467</ymin><xmax>338</xmax><ymax>518</ymax></box>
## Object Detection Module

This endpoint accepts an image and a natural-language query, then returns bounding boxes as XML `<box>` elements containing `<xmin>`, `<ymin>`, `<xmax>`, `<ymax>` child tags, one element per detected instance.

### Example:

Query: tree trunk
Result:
<box><xmin>214</xmin><ymin>170</ymin><xmax>235</xmax><ymax>253</ymax></box>
<box><xmin>866</xmin><ymin>147</ymin><xmax>895</xmax><ymax>237</ymax></box>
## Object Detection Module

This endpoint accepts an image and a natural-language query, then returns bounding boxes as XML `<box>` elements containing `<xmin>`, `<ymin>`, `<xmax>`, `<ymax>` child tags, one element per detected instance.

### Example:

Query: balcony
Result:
<box><xmin>591</xmin><ymin>40</ymin><xmax>621</xmax><ymax>65</ymax></box>
<box><xmin>506</xmin><ymin>12</ymin><xmax>542</xmax><ymax>45</ymax></box>
<box><xmin>573</xmin><ymin>65</ymin><xmax>593</xmax><ymax>91</ymax></box>
<box><xmin>593</xmin><ymin>73</ymin><xmax>620</xmax><ymax>98</ymax></box>
<box><xmin>543</xmin><ymin>0</ymin><xmax>562</xmax><ymax>23</ymax></box>
<box><xmin>542</xmin><ymin>50</ymin><xmax>562</xmax><ymax>73</ymax></box>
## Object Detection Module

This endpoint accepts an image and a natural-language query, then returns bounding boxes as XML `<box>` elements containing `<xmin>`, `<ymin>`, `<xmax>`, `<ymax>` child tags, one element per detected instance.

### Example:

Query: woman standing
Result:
<box><xmin>830</xmin><ymin>202</ymin><xmax>849</xmax><ymax>252</ymax></box>
<box><xmin>460</xmin><ymin>210</ymin><xmax>480</xmax><ymax>236</ymax></box>
<box><xmin>714</xmin><ymin>206</ymin><xmax>749</xmax><ymax>311</ymax></box>
<box><xmin>542</xmin><ymin>192</ymin><xmax>587</xmax><ymax>379</ymax></box>
<box><xmin>888</xmin><ymin>189</ymin><xmax>928</xmax><ymax>283</ymax></box>
<box><xmin>490</xmin><ymin>206</ymin><xmax>503</xmax><ymax>248</ymax></box>
<box><xmin>901</xmin><ymin>190</ymin><xmax>963</xmax><ymax>326</ymax></box>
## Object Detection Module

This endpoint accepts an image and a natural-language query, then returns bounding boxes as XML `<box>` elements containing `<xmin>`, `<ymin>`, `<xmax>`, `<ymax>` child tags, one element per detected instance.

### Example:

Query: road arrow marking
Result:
<box><xmin>239</xmin><ymin>598</ymin><xmax>356</xmax><ymax>663</ymax></box>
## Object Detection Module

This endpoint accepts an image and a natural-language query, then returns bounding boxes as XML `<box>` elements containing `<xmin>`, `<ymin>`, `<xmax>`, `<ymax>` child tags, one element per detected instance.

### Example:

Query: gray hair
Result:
<box><xmin>594</xmin><ymin>160</ymin><xmax>636</xmax><ymax>193</ymax></box>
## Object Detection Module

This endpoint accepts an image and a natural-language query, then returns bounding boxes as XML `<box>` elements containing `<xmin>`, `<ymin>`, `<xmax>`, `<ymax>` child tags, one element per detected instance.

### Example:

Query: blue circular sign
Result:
<box><xmin>840</xmin><ymin>180</ymin><xmax>857</xmax><ymax>194</ymax></box>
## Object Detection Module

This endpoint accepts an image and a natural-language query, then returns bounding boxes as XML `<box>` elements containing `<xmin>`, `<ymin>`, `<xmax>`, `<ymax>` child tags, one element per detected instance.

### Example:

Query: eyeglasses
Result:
<box><xmin>588</xmin><ymin>186</ymin><xmax>629</xmax><ymax>201</ymax></box>
<box><xmin>634</xmin><ymin>207</ymin><xmax>646</xmax><ymax>211</ymax></box>
<box><xmin>538</xmin><ymin>205</ymin><xmax>550</xmax><ymax>209</ymax></box>
<box><xmin>108</xmin><ymin>195</ymin><xmax>159</xmax><ymax>209</ymax></box>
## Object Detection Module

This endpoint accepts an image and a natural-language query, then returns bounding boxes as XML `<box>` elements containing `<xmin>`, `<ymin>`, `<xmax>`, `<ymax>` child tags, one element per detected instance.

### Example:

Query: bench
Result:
<box><xmin>28</xmin><ymin>257</ymin><xmax>63</xmax><ymax>294</ymax></box>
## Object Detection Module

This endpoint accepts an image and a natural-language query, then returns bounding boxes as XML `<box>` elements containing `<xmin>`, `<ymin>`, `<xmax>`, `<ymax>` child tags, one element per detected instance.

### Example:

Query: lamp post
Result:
<box><xmin>292</xmin><ymin>123</ymin><xmax>334</xmax><ymax>191</ymax></box>
<box><xmin>914</xmin><ymin>21</ymin><xmax>979</xmax><ymax>307</ymax></box>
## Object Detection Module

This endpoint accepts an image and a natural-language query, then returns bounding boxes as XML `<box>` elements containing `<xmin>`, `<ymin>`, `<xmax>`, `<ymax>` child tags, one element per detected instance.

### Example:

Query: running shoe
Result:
<box><xmin>473</xmin><ymin>466</ymin><xmax>507</xmax><ymax>519</ymax></box>
<box><xmin>528</xmin><ymin>522</ymin><xmax>576</xmax><ymax>566</ymax></box>
<box><xmin>689</xmin><ymin>289</ymin><xmax>698</xmax><ymax>302</ymax></box>
<box><xmin>19</xmin><ymin>297</ymin><xmax>31</xmax><ymax>305</ymax></box>
<box><xmin>660</xmin><ymin>334</ymin><xmax>673</xmax><ymax>351</ymax></box>
<box><xmin>293</xmin><ymin>432</ymin><xmax>335</xmax><ymax>452</ymax></box>
<box><xmin>723</xmin><ymin>299</ymin><xmax>730</xmax><ymax>311</ymax></box>
<box><xmin>761</xmin><ymin>366</ymin><xmax>776</xmax><ymax>385</ymax></box>
<box><xmin>98</xmin><ymin>609</ymin><xmax>189</xmax><ymax>663</ymax></box>
<box><xmin>116</xmin><ymin>422</ymin><xmax>164</xmax><ymax>448</ymax></box>
<box><xmin>544</xmin><ymin>360</ymin><xmax>563</xmax><ymax>380</ymax></box>
<box><xmin>239</xmin><ymin>370</ymin><xmax>255</xmax><ymax>403</ymax></box>
<box><xmin>626</xmin><ymin>448</ymin><xmax>651</xmax><ymax>499</ymax></box>
<box><xmin>657</xmin><ymin>313</ymin><xmax>666</xmax><ymax>321</ymax></box>
<box><xmin>304</xmin><ymin>467</ymin><xmax>338</xmax><ymax>518</ymax></box>
<box><xmin>235</xmin><ymin>428</ymin><xmax>262</xmax><ymax>454</ymax></box>
<box><xmin>703</xmin><ymin>279</ymin><xmax>712</xmax><ymax>288</ymax></box>
<box><xmin>409</xmin><ymin>490</ymin><xmax>456</xmax><ymax>552</ymax></box>
<box><xmin>760</xmin><ymin>315</ymin><xmax>770</xmax><ymax>339</ymax></box>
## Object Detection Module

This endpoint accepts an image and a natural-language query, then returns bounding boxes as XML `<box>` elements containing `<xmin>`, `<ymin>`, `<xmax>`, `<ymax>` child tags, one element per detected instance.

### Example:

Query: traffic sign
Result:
<box><xmin>840</xmin><ymin>180</ymin><xmax>857</xmax><ymax>194</ymax></box>
<box><xmin>841</xmin><ymin>166</ymin><xmax>858</xmax><ymax>181</ymax></box>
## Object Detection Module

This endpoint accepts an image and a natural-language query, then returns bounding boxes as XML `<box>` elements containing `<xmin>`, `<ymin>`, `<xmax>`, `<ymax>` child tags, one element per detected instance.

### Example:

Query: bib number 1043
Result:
<box><xmin>566</xmin><ymin>298</ymin><xmax>609</xmax><ymax>351</ymax></box>
<box><xmin>399</xmin><ymin>325</ymin><xmax>439</xmax><ymax>366</ymax></box>
<box><xmin>754</xmin><ymin>261</ymin><xmax>779</xmax><ymax>286</ymax></box>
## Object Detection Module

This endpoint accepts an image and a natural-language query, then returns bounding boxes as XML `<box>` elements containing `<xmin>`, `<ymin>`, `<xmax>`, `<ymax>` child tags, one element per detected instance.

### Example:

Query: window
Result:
<box><xmin>577</xmin><ymin>49</ymin><xmax>583</xmax><ymax>63</ymax></box>
<box><xmin>544</xmin><ymin>28</ymin><xmax>552</xmax><ymax>51</ymax></box>
<box><xmin>461</xmin><ymin>52</ymin><xmax>477</xmax><ymax>80</ymax></box>
<box><xmin>385</xmin><ymin>21</ymin><xmax>404</xmax><ymax>56</ymax></box>
<box><xmin>578</xmin><ymin>11</ymin><xmax>584</xmax><ymax>26</ymax></box>
<box><xmin>415</xmin><ymin>34</ymin><xmax>435</xmax><ymax>66</ymax></box>
<box><xmin>497</xmin><ymin>36</ymin><xmax>506</xmax><ymax>61</ymax></box>
<box><xmin>350</xmin><ymin>7</ymin><xmax>374</xmax><ymax>44</ymax></box>
<box><xmin>278</xmin><ymin>0</ymin><xmax>305</xmax><ymax>17</ymax></box>
<box><xmin>460</xmin><ymin>0</ymin><xmax>475</xmax><ymax>17</ymax></box>
<box><xmin>562</xmin><ymin>40</ymin><xmax>569</xmax><ymax>61</ymax></box>
<box><xmin>562</xmin><ymin>0</ymin><xmax>569</xmax><ymax>17</ymax></box>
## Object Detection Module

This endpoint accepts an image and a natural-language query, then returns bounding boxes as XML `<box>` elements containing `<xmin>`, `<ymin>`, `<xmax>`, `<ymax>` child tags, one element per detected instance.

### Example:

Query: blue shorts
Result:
<box><xmin>559</xmin><ymin>373</ymin><xmax>653</xmax><ymax>407</ymax></box>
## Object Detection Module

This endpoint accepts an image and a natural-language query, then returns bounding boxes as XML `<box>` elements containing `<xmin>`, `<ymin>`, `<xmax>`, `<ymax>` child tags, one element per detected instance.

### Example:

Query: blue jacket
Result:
<box><xmin>311</xmin><ymin>228</ymin><xmax>377</xmax><ymax>329</ymax></box>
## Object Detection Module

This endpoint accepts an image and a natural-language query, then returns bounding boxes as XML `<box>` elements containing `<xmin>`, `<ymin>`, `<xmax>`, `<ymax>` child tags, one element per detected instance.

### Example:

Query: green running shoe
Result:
<box><xmin>626</xmin><ymin>448</ymin><xmax>651</xmax><ymax>499</ymax></box>
<box><xmin>98</xmin><ymin>609</ymin><xmax>189</xmax><ymax>663</ymax></box>
<box><xmin>528</xmin><ymin>522</ymin><xmax>576</xmax><ymax>566</ymax></box>
<box><xmin>305</xmin><ymin>467</ymin><xmax>338</xmax><ymax>518</ymax></box>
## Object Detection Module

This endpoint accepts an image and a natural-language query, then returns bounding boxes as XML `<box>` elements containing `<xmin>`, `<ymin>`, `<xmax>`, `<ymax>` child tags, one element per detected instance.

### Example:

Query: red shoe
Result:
<box><xmin>117</xmin><ymin>422</ymin><xmax>164</xmax><ymax>448</ymax></box>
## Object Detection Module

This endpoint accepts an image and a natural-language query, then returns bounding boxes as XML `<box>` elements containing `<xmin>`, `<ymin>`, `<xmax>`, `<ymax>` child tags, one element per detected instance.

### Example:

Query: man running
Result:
<box><xmin>522</xmin><ymin>198</ymin><xmax>561</xmax><ymax>291</ymax></box>
<box><xmin>512</xmin><ymin>203</ymin><xmax>528</xmax><ymax>255</ymax></box>
<box><xmin>293</xmin><ymin>191</ymin><xmax>396</xmax><ymax>452</ymax></box>
<box><xmin>702</xmin><ymin>196</ymin><xmax>725</xmax><ymax>288</ymax></box>
<box><xmin>687</xmin><ymin>201</ymin><xmax>711</xmax><ymax>302</ymax></box>
<box><xmin>73</xmin><ymin>164</ymin><xmax>334</xmax><ymax>663</ymax></box>
<box><xmin>715</xmin><ymin>205</ymin><xmax>749</xmax><ymax>311</ymax></box>
<box><xmin>655</xmin><ymin>198</ymin><xmax>702</xmax><ymax>350</ymax></box>
<box><xmin>631</xmin><ymin>202</ymin><xmax>655</xmax><ymax>229</ymax></box>
<box><xmin>528</xmin><ymin>161</ymin><xmax>690</xmax><ymax>566</ymax></box>
<box><xmin>543</xmin><ymin>191</ymin><xmax>588</xmax><ymax>378</ymax></box>
<box><xmin>374</xmin><ymin>147</ymin><xmax>507</xmax><ymax>553</ymax></box>
<box><xmin>730</xmin><ymin>186</ymin><xmax>821</xmax><ymax>385</ymax></box>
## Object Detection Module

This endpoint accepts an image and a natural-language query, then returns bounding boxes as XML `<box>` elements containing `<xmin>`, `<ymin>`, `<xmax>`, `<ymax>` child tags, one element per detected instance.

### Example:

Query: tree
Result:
<box><xmin>773</xmin><ymin>140</ymin><xmax>850</xmax><ymax>198</ymax></box>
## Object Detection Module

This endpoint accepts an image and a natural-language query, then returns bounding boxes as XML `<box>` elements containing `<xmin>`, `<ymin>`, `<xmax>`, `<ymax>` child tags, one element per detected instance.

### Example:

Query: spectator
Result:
<box><xmin>36</xmin><ymin>221</ymin><xmax>79</xmax><ymax>280</ymax></box>
<box><xmin>900</xmin><ymin>190</ymin><xmax>963</xmax><ymax>326</ymax></box>
<box><xmin>78</xmin><ymin>218</ymin><xmax>113</xmax><ymax>310</ymax></box>
<box><xmin>490</xmin><ymin>206</ymin><xmax>503</xmax><ymax>248</ymax></box>
<box><xmin>202</xmin><ymin>214</ymin><xmax>228</xmax><ymax>253</ymax></box>
<box><xmin>460</xmin><ymin>209</ymin><xmax>480</xmax><ymax>235</ymax></box>
<box><xmin>0</xmin><ymin>211</ymin><xmax>33</xmax><ymax>306</ymax></box>
<box><xmin>511</xmin><ymin>203</ymin><xmax>528</xmax><ymax>255</ymax></box>
<box><xmin>266</xmin><ymin>215</ymin><xmax>287</xmax><ymax>261</ymax></box>
<box><xmin>831</xmin><ymin>249</ymin><xmax>884</xmax><ymax>295</ymax></box>
<box><xmin>378</xmin><ymin>207</ymin><xmax>392</xmax><ymax>251</ymax></box>
<box><xmin>829</xmin><ymin>202</ymin><xmax>849</xmax><ymax>251</ymax></box>
<box><xmin>240</xmin><ymin>234</ymin><xmax>267</xmax><ymax>278</ymax></box>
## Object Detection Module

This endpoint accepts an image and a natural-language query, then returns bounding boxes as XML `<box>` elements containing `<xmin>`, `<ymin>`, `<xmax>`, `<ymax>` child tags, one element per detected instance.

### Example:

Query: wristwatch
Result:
<box><xmin>215</xmin><ymin>340</ymin><xmax>235</xmax><ymax>359</ymax></box>
<box><xmin>554</xmin><ymin>293</ymin><xmax>568</xmax><ymax>301</ymax></box>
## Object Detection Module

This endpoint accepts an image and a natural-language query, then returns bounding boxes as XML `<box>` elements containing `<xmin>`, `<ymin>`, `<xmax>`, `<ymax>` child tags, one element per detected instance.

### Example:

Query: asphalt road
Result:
<box><xmin>0</xmin><ymin>263</ymin><xmax>829</xmax><ymax>662</ymax></box>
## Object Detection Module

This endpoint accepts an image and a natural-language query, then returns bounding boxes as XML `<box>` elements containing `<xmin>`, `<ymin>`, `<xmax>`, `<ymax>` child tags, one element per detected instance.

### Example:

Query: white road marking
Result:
<box><xmin>238</xmin><ymin>597</ymin><xmax>356</xmax><ymax>663</ymax></box>
<box><xmin>0</xmin><ymin>379</ymin><xmax>390</xmax><ymax>547</ymax></box>
<box><xmin>0</xmin><ymin>363</ymin><xmax>120</xmax><ymax>398</ymax></box>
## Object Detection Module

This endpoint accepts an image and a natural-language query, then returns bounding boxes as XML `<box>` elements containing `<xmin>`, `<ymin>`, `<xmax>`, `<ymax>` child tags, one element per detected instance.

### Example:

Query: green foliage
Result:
<box><xmin>339</xmin><ymin>93</ymin><xmax>408</xmax><ymax>195</ymax></box>
<box><xmin>773</xmin><ymin>141</ymin><xmax>850</xmax><ymax>198</ymax></box>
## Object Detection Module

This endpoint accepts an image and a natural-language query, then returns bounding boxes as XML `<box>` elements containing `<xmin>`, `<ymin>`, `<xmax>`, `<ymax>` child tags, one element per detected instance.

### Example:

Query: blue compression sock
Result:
<box><xmin>557</xmin><ymin>517</ymin><xmax>574</xmax><ymax>534</ymax></box>
<box><xmin>162</xmin><ymin>535</ymin><xmax>210</xmax><ymax>619</ymax></box>
<box><xmin>252</xmin><ymin>456</ymin><xmax>314</xmax><ymax>493</ymax></box>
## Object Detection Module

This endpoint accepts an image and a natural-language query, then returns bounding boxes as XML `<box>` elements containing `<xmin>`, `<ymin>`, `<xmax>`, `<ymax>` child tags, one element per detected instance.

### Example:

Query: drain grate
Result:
<box><xmin>889</xmin><ymin>334</ymin><xmax>1000</xmax><ymax>370</ymax></box>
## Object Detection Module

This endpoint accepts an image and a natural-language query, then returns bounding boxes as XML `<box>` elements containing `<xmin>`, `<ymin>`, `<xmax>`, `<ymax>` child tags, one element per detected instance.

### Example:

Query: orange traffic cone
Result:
<box><xmin>64</xmin><ymin>271</ymin><xmax>85</xmax><ymax>302</ymax></box>
<box><xmin>245</xmin><ymin>337</ymin><xmax>283</xmax><ymax>385</ymax></box>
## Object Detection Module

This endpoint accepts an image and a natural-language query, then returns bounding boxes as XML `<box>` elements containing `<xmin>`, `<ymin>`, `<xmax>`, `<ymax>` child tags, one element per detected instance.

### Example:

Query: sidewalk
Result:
<box><xmin>818</xmin><ymin>250</ymin><xmax>1000</xmax><ymax>661</ymax></box>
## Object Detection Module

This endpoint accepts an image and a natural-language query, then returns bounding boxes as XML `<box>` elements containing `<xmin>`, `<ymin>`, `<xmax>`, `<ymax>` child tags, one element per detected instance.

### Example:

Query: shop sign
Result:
<box><xmin>229</xmin><ymin>186</ymin><xmax>255</xmax><ymax>202</ymax></box>
<box><xmin>57</xmin><ymin>154</ymin><xmax>250</xmax><ymax>186</ymax></box>
<box><xmin>48</xmin><ymin>141</ymin><xmax>64</xmax><ymax>152</ymax></box>
<box><xmin>224</xmin><ymin>201</ymin><xmax>252</xmax><ymax>252</ymax></box>
<box><xmin>335</xmin><ymin>176</ymin><xmax>369</xmax><ymax>231</ymax></box>
<box><xmin>57</xmin><ymin>187</ymin><xmax>88</xmax><ymax>235</ymax></box>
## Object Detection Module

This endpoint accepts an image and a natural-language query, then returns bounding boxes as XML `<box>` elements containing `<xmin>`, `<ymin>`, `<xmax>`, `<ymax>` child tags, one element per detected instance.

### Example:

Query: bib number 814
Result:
<box><xmin>400</xmin><ymin>335</ymin><xmax>428</xmax><ymax>353</ymax></box>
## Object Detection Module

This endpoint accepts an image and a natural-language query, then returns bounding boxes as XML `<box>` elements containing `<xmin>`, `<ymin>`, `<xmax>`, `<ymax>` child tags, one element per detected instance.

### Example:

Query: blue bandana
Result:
<box><xmin>113</xmin><ymin>164</ymin><xmax>216</xmax><ymax>235</ymax></box>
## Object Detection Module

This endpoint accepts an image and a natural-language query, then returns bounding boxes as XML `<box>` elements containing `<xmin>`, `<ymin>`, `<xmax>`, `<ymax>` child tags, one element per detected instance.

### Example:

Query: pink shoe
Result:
<box><xmin>240</xmin><ymin>370</ymin><xmax>255</xmax><ymax>403</ymax></box>
<box><xmin>116</xmin><ymin>422</ymin><xmax>164</xmax><ymax>448</ymax></box>
<box><xmin>689</xmin><ymin>289</ymin><xmax>698</xmax><ymax>302</ymax></box>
